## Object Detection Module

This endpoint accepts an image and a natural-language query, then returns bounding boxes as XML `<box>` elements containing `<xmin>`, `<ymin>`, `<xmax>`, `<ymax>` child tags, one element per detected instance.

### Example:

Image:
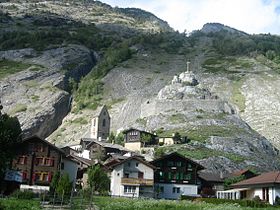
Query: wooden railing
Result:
<box><xmin>121</xmin><ymin>177</ymin><xmax>154</xmax><ymax>186</ymax></box>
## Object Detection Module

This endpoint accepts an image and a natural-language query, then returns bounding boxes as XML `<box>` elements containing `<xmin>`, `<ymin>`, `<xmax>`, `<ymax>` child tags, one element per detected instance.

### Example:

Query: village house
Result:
<box><xmin>81</xmin><ymin>138</ymin><xmax>131</xmax><ymax>161</ymax></box>
<box><xmin>107</xmin><ymin>156</ymin><xmax>155</xmax><ymax>198</ymax></box>
<box><xmin>224</xmin><ymin>169</ymin><xmax>257</xmax><ymax>180</ymax></box>
<box><xmin>217</xmin><ymin>171</ymin><xmax>280</xmax><ymax>205</ymax></box>
<box><xmin>151</xmin><ymin>152</ymin><xmax>204</xmax><ymax>199</ymax></box>
<box><xmin>6</xmin><ymin>136</ymin><xmax>78</xmax><ymax>193</ymax></box>
<box><xmin>198</xmin><ymin>171</ymin><xmax>224</xmax><ymax>196</ymax></box>
<box><xmin>158</xmin><ymin>137</ymin><xmax>175</xmax><ymax>145</ymax></box>
<box><xmin>123</xmin><ymin>128</ymin><xmax>157</xmax><ymax>151</ymax></box>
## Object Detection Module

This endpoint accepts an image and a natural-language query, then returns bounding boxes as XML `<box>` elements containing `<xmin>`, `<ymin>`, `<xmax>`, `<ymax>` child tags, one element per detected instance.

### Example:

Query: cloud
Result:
<box><xmin>102</xmin><ymin>0</ymin><xmax>280</xmax><ymax>34</ymax></box>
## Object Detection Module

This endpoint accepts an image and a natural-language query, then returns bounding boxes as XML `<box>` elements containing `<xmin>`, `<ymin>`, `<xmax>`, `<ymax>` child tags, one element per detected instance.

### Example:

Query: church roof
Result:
<box><xmin>92</xmin><ymin>105</ymin><xmax>110</xmax><ymax>118</ymax></box>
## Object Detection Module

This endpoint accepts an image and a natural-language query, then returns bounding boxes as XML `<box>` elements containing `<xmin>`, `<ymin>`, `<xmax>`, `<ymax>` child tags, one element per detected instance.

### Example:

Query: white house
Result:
<box><xmin>217</xmin><ymin>171</ymin><xmax>280</xmax><ymax>205</ymax></box>
<box><xmin>108</xmin><ymin>156</ymin><xmax>156</xmax><ymax>198</ymax></box>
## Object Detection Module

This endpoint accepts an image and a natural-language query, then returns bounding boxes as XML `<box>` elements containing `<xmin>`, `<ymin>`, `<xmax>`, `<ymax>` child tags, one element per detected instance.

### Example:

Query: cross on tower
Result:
<box><xmin>186</xmin><ymin>61</ymin><xmax>190</xmax><ymax>72</ymax></box>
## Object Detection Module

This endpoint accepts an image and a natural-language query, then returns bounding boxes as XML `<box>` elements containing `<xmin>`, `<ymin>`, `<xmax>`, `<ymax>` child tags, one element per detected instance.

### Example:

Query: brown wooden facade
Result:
<box><xmin>12</xmin><ymin>136</ymin><xmax>64</xmax><ymax>186</ymax></box>
<box><xmin>151</xmin><ymin>152</ymin><xmax>204</xmax><ymax>185</ymax></box>
<box><xmin>123</xmin><ymin>128</ymin><xmax>157</xmax><ymax>145</ymax></box>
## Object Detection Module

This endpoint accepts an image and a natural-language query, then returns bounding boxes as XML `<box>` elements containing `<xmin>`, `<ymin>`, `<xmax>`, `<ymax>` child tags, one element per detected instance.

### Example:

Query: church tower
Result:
<box><xmin>90</xmin><ymin>105</ymin><xmax>110</xmax><ymax>141</ymax></box>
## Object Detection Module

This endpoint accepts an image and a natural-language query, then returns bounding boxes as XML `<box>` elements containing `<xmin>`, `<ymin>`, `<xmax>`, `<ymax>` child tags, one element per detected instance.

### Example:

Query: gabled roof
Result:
<box><xmin>22</xmin><ymin>135</ymin><xmax>65</xmax><ymax>154</ymax></box>
<box><xmin>150</xmin><ymin>152</ymin><xmax>205</xmax><ymax>170</ymax></box>
<box><xmin>225</xmin><ymin>169</ymin><xmax>256</xmax><ymax>178</ymax></box>
<box><xmin>109</xmin><ymin>156</ymin><xmax>157</xmax><ymax>170</ymax></box>
<box><xmin>123</xmin><ymin>128</ymin><xmax>157</xmax><ymax>136</ymax></box>
<box><xmin>83</xmin><ymin>138</ymin><xmax>130</xmax><ymax>152</ymax></box>
<box><xmin>92</xmin><ymin>105</ymin><xmax>110</xmax><ymax>118</ymax></box>
<box><xmin>68</xmin><ymin>154</ymin><xmax>92</xmax><ymax>166</ymax></box>
<box><xmin>232</xmin><ymin>171</ymin><xmax>280</xmax><ymax>188</ymax></box>
<box><xmin>198</xmin><ymin>171</ymin><xmax>224</xmax><ymax>183</ymax></box>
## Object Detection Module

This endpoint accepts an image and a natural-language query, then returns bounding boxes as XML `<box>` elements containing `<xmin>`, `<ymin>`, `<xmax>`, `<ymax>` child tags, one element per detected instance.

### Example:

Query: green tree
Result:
<box><xmin>141</xmin><ymin>133</ymin><xmax>152</xmax><ymax>147</ymax></box>
<box><xmin>108</xmin><ymin>132</ymin><xmax>115</xmax><ymax>143</ymax></box>
<box><xmin>50</xmin><ymin>171</ymin><xmax>60</xmax><ymax>193</ymax></box>
<box><xmin>87</xmin><ymin>164</ymin><xmax>110</xmax><ymax>194</ymax></box>
<box><xmin>0</xmin><ymin>102</ymin><xmax>22</xmax><ymax>181</ymax></box>
<box><xmin>173</xmin><ymin>132</ymin><xmax>182</xmax><ymax>144</ymax></box>
<box><xmin>115</xmin><ymin>133</ymin><xmax>124</xmax><ymax>146</ymax></box>
<box><xmin>224</xmin><ymin>175</ymin><xmax>245</xmax><ymax>190</ymax></box>
<box><xmin>56</xmin><ymin>173</ymin><xmax>72</xmax><ymax>203</ymax></box>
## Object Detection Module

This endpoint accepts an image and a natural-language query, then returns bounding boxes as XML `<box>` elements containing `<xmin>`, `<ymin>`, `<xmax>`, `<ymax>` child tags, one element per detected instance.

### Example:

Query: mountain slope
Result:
<box><xmin>1</xmin><ymin>1</ymin><xmax>280</xmax><ymax>173</ymax></box>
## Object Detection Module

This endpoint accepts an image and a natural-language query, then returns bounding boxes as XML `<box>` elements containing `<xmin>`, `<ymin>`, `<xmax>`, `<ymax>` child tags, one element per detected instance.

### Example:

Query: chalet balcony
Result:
<box><xmin>121</xmin><ymin>177</ymin><xmax>154</xmax><ymax>186</ymax></box>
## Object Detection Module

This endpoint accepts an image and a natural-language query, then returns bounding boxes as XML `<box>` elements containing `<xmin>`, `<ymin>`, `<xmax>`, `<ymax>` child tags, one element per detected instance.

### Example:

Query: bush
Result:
<box><xmin>194</xmin><ymin>198</ymin><xmax>270</xmax><ymax>208</ymax></box>
<box><xmin>275</xmin><ymin>196</ymin><xmax>280</xmax><ymax>205</ymax></box>
<box><xmin>10</xmin><ymin>190</ymin><xmax>35</xmax><ymax>200</ymax></box>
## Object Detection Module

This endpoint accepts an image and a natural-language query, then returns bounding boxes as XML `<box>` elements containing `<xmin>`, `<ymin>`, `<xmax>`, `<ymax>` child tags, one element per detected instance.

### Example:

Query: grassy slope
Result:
<box><xmin>92</xmin><ymin>196</ymin><xmax>277</xmax><ymax>210</ymax></box>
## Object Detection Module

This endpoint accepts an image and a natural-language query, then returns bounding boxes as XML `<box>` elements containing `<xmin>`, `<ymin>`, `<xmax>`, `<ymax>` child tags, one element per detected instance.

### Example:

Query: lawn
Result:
<box><xmin>0</xmin><ymin>198</ymin><xmax>42</xmax><ymax>210</ymax></box>
<box><xmin>93</xmin><ymin>196</ymin><xmax>279</xmax><ymax>210</ymax></box>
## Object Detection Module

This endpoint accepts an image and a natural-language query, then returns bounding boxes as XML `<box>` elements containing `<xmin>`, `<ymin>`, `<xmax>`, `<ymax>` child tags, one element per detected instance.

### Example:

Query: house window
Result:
<box><xmin>34</xmin><ymin>172</ymin><xmax>41</xmax><ymax>181</ymax></box>
<box><xmin>103</xmin><ymin>111</ymin><xmax>106</xmax><ymax>116</ymax></box>
<box><xmin>22</xmin><ymin>171</ymin><xmax>28</xmax><ymax>180</ymax></box>
<box><xmin>33</xmin><ymin>172</ymin><xmax>52</xmax><ymax>182</ymax></box>
<box><xmin>102</xmin><ymin>119</ymin><xmax>106</xmax><ymax>127</ymax></box>
<box><xmin>124</xmin><ymin>173</ymin><xmax>129</xmax><ymax>178</ymax></box>
<box><xmin>187</xmin><ymin>163</ymin><xmax>193</xmax><ymax>171</ymax></box>
<box><xmin>185</xmin><ymin>173</ymin><xmax>192</xmax><ymax>180</ymax></box>
<box><xmin>179</xmin><ymin>172</ymin><xmax>184</xmax><ymax>180</ymax></box>
<box><xmin>42</xmin><ymin>172</ymin><xmax>49</xmax><ymax>182</ymax></box>
<box><xmin>168</xmin><ymin>172</ymin><xmax>172</xmax><ymax>180</ymax></box>
<box><xmin>124</xmin><ymin>186</ymin><xmax>136</xmax><ymax>193</ymax></box>
<box><xmin>45</xmin><ymin>158</ymin><xmax>54</xmax><ymax>166</ymax></box>
<box><xmin>176</xmin><ymin>162</ymin><xmax>182</xmax><ymax>167</ymax></box>
<box><xmin>136</xmin><ymin>162</ymin><xmax>139</xmax><ymax>167</ymax></box>
<box><xmin>160</xmin><ymin>186</ymin><xmax>164</xmax><ymax>193</ymax></box>
<box><xmin>93</xmin><ymin>119</ymin><xmax>96</xmax><ymax>126</ymax></box>
<box><xmin>130</xmin><ymin>131</ymin><xmax>138</xmax><ymax>136</ymax></box>
<box><xmin>18</xmin><ymin>156</ymin><xmax>27</xmax><ymax>165</ymax></box>
<box><xmin>138</xmin><ymin>172</ymin><xmax>144</xmax><ymax>179</ymax></box>
<box><xmin>167</xmin><ymin>161</ymin><xmax>173</xmax><ymax>167</ymax></box>
<box><xmin>35</xmin><ymin>144</ymin><xmax>44</xmax><ymax>152</ymax></box>
<box><xmin>159</xmin><ymin>171</ymin><xmax>164</xmax><ymax>179</ymax></box>
<box><xmin>173</xmin><ymin>187</ymin><xmax>180</xmax><ymax>193</ymax></box>
<box><xmin>127</xmin><ymin>162</ymin><xmax>131</xmax><ymax>167</ymax></box>
<box><xmin>35</xmin><ymin>157</ymin><xmax>44</xmax><ymax>166</ymax></box>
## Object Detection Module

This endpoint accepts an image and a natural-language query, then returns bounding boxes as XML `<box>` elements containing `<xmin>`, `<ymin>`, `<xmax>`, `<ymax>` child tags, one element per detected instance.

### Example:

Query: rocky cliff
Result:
<box><xmin>1</xmin><ymin>1</ymin><xmax>280</xmax><ymax>173</ymax></box>
<box><xmin>0</xmin><ymin>45</ymin><xmax>96</xmax><ymax>138</ymax></box>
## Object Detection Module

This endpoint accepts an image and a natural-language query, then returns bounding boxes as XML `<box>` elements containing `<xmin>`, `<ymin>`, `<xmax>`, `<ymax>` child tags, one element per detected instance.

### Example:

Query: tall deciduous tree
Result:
<box><xmin>0</xmin><ymin>102</ymin><xmax>22</xmax><ymax>179</ymax></box>
<box><xmin>87</xmin><ymin>164</ymin><xmax>109</xmax><ymax>194</ymax></box>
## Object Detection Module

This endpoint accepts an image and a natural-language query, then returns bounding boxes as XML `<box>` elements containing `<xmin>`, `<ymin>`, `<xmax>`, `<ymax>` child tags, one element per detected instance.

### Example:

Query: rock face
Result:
<box><xmin>1</xmin><ymin>0</ymin><xmax>172</xmax><ymax>33</ymax></box>
<box><xmin>0</xmin><ymin>44</ymin><xmax>97</xmax><ymax>138</ymax></box>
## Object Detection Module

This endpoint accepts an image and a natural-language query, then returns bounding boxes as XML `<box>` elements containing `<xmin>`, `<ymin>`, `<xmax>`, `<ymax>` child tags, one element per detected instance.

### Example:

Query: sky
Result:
<box><xmin>102</xmin><ymin>0</ymin><xmax>280</xmax><ymax>34</ymax></box>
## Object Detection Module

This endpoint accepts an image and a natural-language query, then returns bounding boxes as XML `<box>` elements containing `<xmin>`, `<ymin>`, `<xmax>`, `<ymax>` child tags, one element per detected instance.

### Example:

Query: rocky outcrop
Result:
<box><xmin>0</xmin><ymin>44</ymin><xmax>97</xmax><ymax>138</ymax></box>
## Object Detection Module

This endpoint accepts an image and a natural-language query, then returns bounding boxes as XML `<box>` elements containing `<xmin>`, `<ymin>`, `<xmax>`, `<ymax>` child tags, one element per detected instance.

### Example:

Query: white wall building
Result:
<box><xmin>109</xmin><ymin>156</ymin><xmax>155</xmax><ymax>198</ymax></box>
<box><xmin>217</xmin><ymin>171</ymin><xmax>280</xmax><ymax>205</ymax></box>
